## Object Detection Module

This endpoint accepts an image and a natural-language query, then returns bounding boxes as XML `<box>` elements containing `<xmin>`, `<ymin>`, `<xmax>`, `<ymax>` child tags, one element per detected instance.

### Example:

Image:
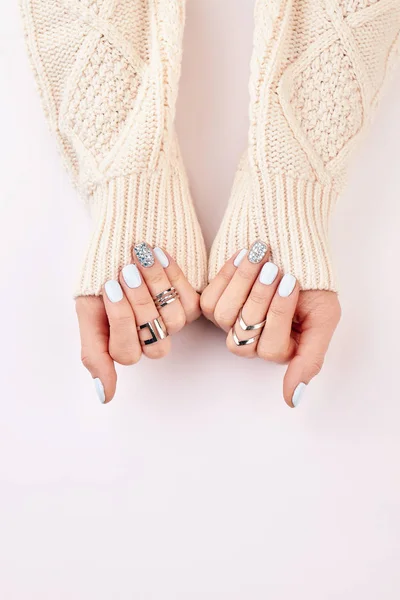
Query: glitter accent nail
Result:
<box><xmin>134</xmin><ymin>242</ymin><xmax>155</xmax><ymax>268</ymax></box>
<box><xmin>248</xmin><ymin>241</ymin><xmax>268</xmax><ymax>264</ymax></box>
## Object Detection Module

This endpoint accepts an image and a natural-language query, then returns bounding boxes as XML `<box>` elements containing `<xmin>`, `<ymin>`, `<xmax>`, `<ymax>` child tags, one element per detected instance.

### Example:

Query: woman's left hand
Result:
<box><xmin>201</xmin><ymin>242</ymin><xmax>341</xmax><ymax>408</ymax></box>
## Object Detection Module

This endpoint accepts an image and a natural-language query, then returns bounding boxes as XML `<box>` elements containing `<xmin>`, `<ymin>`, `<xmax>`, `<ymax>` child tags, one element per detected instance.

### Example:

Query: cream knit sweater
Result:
<box><xmin>21</xmin><ymin>1</ymin><xmax>400</xmax><ymax>295</ymax></box>
<box><xmin>210</xmin><ymin>0</ymin><xmax>400</xmax><ymax>290</ymax></box>
<box><xmin>20</xmin><ymin>0</ymin><xmax>207</xmax><ymax>296</ymax></box>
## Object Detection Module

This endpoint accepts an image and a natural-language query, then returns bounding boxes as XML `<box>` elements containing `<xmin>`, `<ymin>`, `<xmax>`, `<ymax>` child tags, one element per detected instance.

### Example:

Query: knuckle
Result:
<box><xmin>309</xmin><ymin>357</ymin><xmax>324</xmax><ymax>377</ymax></box>
<box><xmin>236</xmin><ymin>268</ymin><xmax>255</xmax><ymax>283</ymax></box>
<box><xmin>165</xmin><ymin>311</ymin><xmax>186</xmax><ymax>335</ymax></box>
<box><xmin>248</xmin><ymin>291</ymin><xmax>268</xmax><ymax>306</ymax></box>
<box><xmin>80</xmin><ymin>348</ymin><xmax>107</xmax><ymax>373</ymax></box>
<box><xmin>81</xmin><ymin>352</ymin><xmax>95</xmax><ymax>372</ymax></box>
<box><xmin>257</xmin><ymin>344</ymin><xmax>288</xmax><ymax>364</ymax></box>
<box><xmin>144</xmin><ymin>342</ymin><xmax>170</xmax><ymax>360</ymax></box>
<box><xmin>214</xmin><ymin>308</ymin><xmax>236</xmax><ymax>330</ymax></box>
<box><xmin>147</xmin><ymin>270</ymin><xmax>165</xmax><ymax>286</ymax></box>
<box><xmin>218</xmin><ymin>268</ymin><xmax>234</xmax><ymax>284</ymax></box>
<box><xmin>131</xmin><ymin>293</ymin><xmax>153</xmax><ymax>309</ymax></box>
<box><xmin>268</xmin><ymin>304</ymin><xmax>287</xmax><ymax>319</ymax></box>
<box><xmin>166</xmin><ymin>267</ymin><xmax>183</xmax><ymax>287</ymax></box>
<box><xmin>185</xmin><ymin>298</ymin><xmax>201</xmax><ymax>323</ymax></box>
<box><xmin>109</xmin><ymin>314</ymin><xmax>134</xmax><ymax>331</ymax></box>
<box><xmin>110</xmin><ymin>347</ymin><xmax>141</xmax><ymax>366</ymax></box>
<box><xmin>200</xmin><ymin>293</ymin><xmax>216</xmax><ymax>319</ymax></box>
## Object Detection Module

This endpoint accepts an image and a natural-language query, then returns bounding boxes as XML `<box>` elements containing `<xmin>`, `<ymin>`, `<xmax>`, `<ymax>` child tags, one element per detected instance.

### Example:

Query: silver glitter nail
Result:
<box><xmin>134</xmin><ymin>242</ymin><xmax>155</xmax><ymax>268</ymax></box>
<box><xmin>248</xmin><ymin>241</ymin><xmax>268</xmax><ymax>264</ymax></box>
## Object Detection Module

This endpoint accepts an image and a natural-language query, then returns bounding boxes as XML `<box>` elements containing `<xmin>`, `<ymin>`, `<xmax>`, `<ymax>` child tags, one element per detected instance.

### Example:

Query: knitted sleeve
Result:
<box><xmin>210</xmin><ymin>0</ymin><xmax>400</xmax><ymax>291</ymax></box>
<box><xmin>20</xmin><ymin>0</ymin><xmax>207</xmax><ymax>296</ymax></box>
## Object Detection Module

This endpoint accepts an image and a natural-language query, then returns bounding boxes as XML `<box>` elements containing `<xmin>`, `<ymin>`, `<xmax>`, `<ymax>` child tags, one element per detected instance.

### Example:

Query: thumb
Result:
<box><xmin>76</xmin><ymin>296</ymin><xmax>117</xmax><ymax>404</ymax></box>
<box><xmin>283</xmin><ymin>313</ymin><xmax>339</xmax><ymax>409</ymax></box>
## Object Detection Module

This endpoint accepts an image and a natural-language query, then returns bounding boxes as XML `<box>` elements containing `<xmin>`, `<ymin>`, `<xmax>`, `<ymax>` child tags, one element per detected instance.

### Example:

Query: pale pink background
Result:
<box><xmin>1</xmin><ymin>1</ymin><xmax>400</xmax><ymax>598</ymax></box>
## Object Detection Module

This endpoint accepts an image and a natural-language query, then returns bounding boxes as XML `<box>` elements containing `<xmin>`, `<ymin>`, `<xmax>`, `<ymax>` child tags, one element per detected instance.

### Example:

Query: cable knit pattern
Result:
<box><xmin>20</xmin><ymin>0</ymin><xmax>207</xmax><ymax>296</ymax></box>
<box><xmin>210</xmin><ymin>0</ymin><xmax>400</xmax><ymax>290</ymax></box>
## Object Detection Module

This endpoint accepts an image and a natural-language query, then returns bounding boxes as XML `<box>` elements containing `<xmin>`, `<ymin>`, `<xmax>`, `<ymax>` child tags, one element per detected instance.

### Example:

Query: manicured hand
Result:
<box><xmin>201</xmin><ymin>242</ymin><xmax>341</xmax><ymax>407</ymax></box>
<box><xmin>76</xmin><ymin>244</ymin><xmax>201</xmax><ymax>404</ymax></box>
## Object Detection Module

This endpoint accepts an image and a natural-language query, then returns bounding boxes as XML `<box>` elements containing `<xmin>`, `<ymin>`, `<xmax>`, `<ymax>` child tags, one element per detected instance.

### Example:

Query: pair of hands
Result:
<box><xmin>76</xmin><ymin>242</ymin><xmax>341</xmax><ymax>407</ymax></box>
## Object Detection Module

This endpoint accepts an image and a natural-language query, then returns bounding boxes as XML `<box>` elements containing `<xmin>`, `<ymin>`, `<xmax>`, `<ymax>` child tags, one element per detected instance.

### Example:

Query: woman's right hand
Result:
<box><xmin>76</xmin><ymin>244</ymin><xmax>201</xmax><ymax>404</ymax></box>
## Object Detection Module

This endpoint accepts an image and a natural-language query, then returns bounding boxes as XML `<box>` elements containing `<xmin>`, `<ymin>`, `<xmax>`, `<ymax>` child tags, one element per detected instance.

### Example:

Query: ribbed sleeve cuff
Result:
<box><xmin>209</xmin><ymin>168</ymin><xmax>338</xmax><ymax>291</ymax></box>
<box><xmin>75</xmin><ymin>166</ymin><xmax>207</xmax><ymax>297</ymax></box>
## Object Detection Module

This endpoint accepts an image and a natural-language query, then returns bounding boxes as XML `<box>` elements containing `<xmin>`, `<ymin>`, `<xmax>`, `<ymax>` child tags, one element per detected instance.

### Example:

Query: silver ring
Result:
<box><xmin>137</xmin><ymin>316</ymin><xmax>169</xmax><ymax>346</ymax></box>
<box><xmin>232</xmin><ymin>328</ymin><xmax>260</xmax><ymax>347</ymax></box>
<box><xmin>232</xmin><ymin>309</ymin><xmax>266</xmax><ymax>346</ymax></box>
<box><xmin>238</xmin><ymin>309</ymin><xmax>266</xmax><ymax>332</ymax></box>
<box><xmin>154</xmin><ymin>287</ymin><xmax>179</xmax><ymax>309</ymax></box>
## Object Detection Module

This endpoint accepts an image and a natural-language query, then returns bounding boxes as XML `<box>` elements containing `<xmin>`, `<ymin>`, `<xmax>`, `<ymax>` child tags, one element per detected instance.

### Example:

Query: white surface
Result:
<box><xmin>1</xmin><ymin>1</ymin><xmax>400</xmax><ymax>599</ymax></box>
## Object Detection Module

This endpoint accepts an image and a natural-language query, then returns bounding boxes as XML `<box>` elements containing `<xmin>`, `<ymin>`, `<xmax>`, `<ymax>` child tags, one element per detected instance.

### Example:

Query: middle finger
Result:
<box><xmin>134</xmin><ymin>243</ymin><xmax>186</xmax><ymax>335</ymax></box>
<box><xmin>226</xmin><ymin>261</ymin><xmax>281</xmax><ymax>357</ymax></box>
<box><xmin>214</xmin><ymin>241</ymin><xmax>269</xmax><ymax>332</ymax></box>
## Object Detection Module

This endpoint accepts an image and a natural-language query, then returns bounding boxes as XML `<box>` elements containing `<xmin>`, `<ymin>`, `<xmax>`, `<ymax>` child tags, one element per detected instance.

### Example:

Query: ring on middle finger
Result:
<box><xmin>232</xmin><ymin>309</ymin><xmax>266</xmax><ymax>346</ymax></box>
<box><xmin>237</xmin><ymin>309</ymin><xmax>266</xmax><ymax>332</ymax></box>
<box><xmin>154</xmin><ymin>287</ymin><xmax>179</xmax><ymax>309</ymax></box>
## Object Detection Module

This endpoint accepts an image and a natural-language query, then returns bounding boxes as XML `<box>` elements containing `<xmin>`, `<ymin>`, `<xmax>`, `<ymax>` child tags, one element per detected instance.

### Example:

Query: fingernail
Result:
<box><xmin>234</xmin><ymin>249</ymin><xmax>248</xmax><ymax>267</ymax></box>
<box><xmin>134</xmin><ymin>242</ymin><xmax>155</xmax><ymax>268</ymax></box>
<box><xmin>105</xmin><ymin>280</ymin><xmax>124</xmax><ymax>303</ymax></box>
<box><xmin>94</xmin><ymin>378</ymin><xmax>105</xmax><ymax>404</ymax></box>
<box><xmin>248</xmin><ymin>241</ymin><xmax>268</xmax><ymax>264</ymax></box>
<box><xmin>122</xmin><ymin>264</ymin><xmax>142</xmax><ymax>288</ymax></box>
<box><xmin>278</xmin><ymin>274</ymin><xmax>297</xmax><ymax>297</ymax></box>
<box><xmin>154</xmin><ymin>247</ymin><xmax>169</xmax><ymax>268</ymax></box>
<box><xmin>260</xmin><ymin>262</ymin><xmax>278</xmax><ymax>285</ymax></box>
<box><xmin>292</xmin><ymin>382</ymin><xmax>307</xmax><ymax>407</ymax></box>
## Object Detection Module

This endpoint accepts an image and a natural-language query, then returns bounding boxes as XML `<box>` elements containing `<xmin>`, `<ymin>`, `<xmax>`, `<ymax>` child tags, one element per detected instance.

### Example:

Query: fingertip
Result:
<box><xmin>95</xmin><ymin>359</ymin><xmax>117</xmax><ymax>404</ymax></box>
<box><xmin>283</xmin><ymin>356</ymin><xmax>309</xmax><ymax>408</ymax></box>
<box><xmin>153</xmin><ymin>247</ymin><xmax>170</xmax><ymax>268</ymax></box>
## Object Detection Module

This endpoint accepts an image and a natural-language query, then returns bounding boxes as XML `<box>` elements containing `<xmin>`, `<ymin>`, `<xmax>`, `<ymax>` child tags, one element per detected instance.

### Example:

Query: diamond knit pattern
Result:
<box><xmin>18</xmin><ymin>0</ymin><xmax>400</xmax><ymax>294</ymax></box>
<box><xmin>20</xmin><ymin>0</ymin><xmax>207</xmax><ymax>296</ymax></box>
<box><xmin>210</xmin><ymin>0</ymin><xmax>400</xmax><ymax>291</ymax></box>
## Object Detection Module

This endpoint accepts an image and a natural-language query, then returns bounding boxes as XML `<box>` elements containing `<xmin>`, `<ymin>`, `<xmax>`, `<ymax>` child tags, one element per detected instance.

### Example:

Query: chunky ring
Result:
<box><xmin>137</xmin><ymin>316</ymin><xmax>169</xmax><ymax>346</ymax></box>
<box><xmin>154</xmin><ymin>287</ymin><xmax>179</xmax><ymax>309</ymax></box>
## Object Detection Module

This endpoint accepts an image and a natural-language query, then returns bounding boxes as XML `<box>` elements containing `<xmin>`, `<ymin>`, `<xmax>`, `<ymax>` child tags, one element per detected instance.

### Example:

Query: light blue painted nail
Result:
<box><xmin>292</xmin><ymin>383</ymin><xmax>307</xmax><ymax>407</ymax></box>
<box><xmin>94</xmin><ymin>378</ymin><xmax>105</xmax><ymax>404</ymax></box>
